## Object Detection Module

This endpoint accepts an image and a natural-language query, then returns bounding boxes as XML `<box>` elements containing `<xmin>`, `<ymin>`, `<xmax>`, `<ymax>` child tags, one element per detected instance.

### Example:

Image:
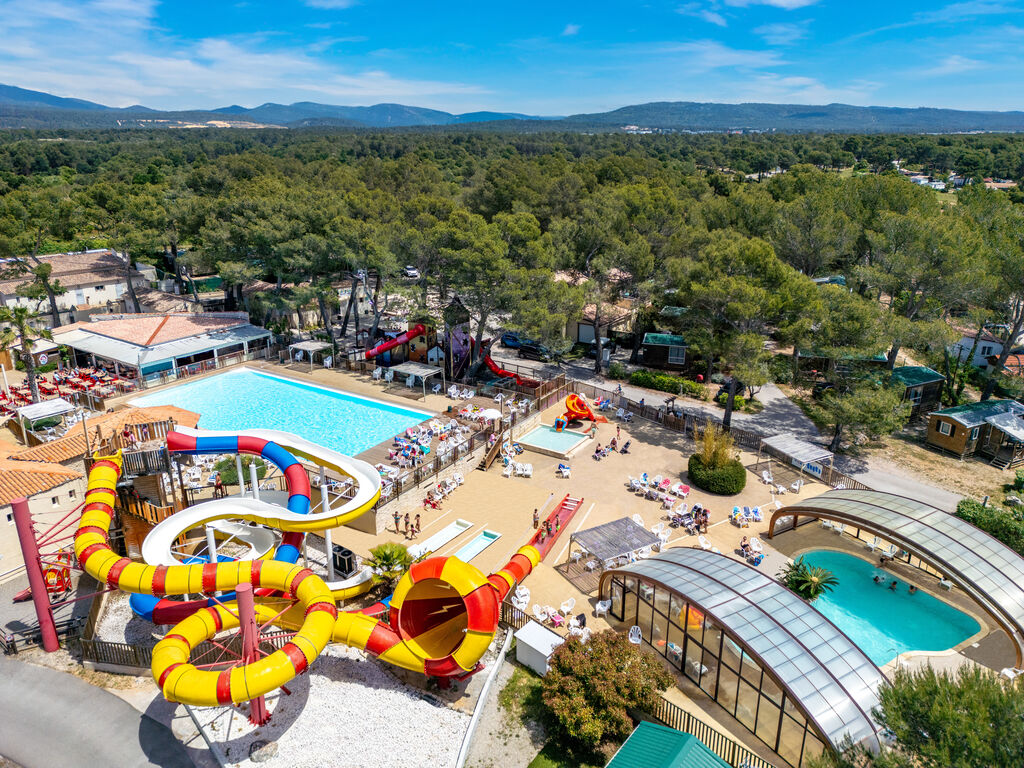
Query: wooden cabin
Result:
<box><xmin>926</xmin><ymin>400</ymin><xmax>1024</xmax><ymax>468</ymax></box>
<box><xmin>890</xmin><ymin>366</ymin><xmax>944</xmax><ymax>418</ymax></box>
<box><xmin>640</xmin><ymin>333</ymin><xmax>687</xmax><ymax>371</ymax></box>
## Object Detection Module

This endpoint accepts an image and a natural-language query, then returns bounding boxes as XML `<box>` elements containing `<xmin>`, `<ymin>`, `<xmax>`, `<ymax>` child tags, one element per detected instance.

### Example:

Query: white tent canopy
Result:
<box><xmin>16</xmin><ymin>397</ymin><xmax>75</xmax><ymax>422</ymax></box>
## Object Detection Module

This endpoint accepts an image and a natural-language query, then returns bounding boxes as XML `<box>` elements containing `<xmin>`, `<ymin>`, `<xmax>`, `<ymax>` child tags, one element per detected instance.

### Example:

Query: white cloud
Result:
<box><xmin>677</xmin><ymin>4</ymin><xmax>727</xmax><ymax>26</ymax></box>
<box><xmin>561</xmin><ymin>23</ymin><xmax>581</xmax><ymax>36</ymax></box>
<box><xmin>666</xmin><ymin>40</ymin><xmax>785</xmax><ymax>70</ymax></box>
<box><xmin>0</xmin><ymin>0</ymin><xmax>483</xmax><ymax>109</ymax></box>
<box><xmin>754</xmin><ymin>21</ymin><xmax>810</xmax><ymax>45</ymax></box>
<box><xmin>304</xmin><ymin>0</ymin><xmax>357</xmax><ymax>8</ymax></box>
<box><xmin>918</xmin><ymin>54</ymin><xmax>984</xmax><ymax>76</ymax></box>
<box><xmin>738</xmin><ymin>73</ymin><xmax>880</xmax><ymax>103</ymax></box>
<box><xmin>848</xmin><ymin>1</ymin><xmax>1019</xmax><ymax>40</ymax></box>
<box><xmin>724</xmin><ymin>0</ymin><xmax>820</xmax><ymax>9</ymax></box>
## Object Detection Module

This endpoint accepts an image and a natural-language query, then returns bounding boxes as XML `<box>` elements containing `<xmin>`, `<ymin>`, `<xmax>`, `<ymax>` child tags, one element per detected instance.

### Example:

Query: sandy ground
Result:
<box><xmin>464</xmin><ymin>660</ymin><xmax>546</xmax><ymax>768</ymax></box>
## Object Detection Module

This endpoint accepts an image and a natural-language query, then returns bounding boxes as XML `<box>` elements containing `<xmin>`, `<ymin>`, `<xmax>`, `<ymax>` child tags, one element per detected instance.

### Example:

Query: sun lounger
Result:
<box><xmin>762</xmin><ymin>470</ymin><xmax>774</xmax><ymax>484</ymax></box>
<box><xmin>632</xmin><ymin>513</ymin><xmax>645</xmax><ymax>527</ymax></box>
<box><xmin>699</xmin><ymin>535</ymin><xmax>712</xmax><ymax>550</ymax></box>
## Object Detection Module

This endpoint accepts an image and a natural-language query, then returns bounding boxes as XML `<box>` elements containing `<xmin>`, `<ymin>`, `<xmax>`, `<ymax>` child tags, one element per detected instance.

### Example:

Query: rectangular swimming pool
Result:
<box><xmin>517</xmin><ymin>425</ymin><xmax>589</xmax><ymax>458</ymax></box>
<box><xmin>130</xmin><ymin>368</ymin><xmax>431</xmax><ymax>456</ymax></box>
<box><xmin>454</xmin><ymin>530</ymin><xmax>501</xmax><ymax>562</ymax></box>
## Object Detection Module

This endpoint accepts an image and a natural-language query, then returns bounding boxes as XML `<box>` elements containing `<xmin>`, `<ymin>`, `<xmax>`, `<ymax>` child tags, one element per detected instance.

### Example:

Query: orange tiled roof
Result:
<box><xmin>53</xmin><ymin>312</ymin><xmax>249</xmax><ymax>347</ymax></box>
<box><xmin>1001</xmin><ymin>354</ymin><xmax>1024</xmax><ymax>377</ymax></box>
<box><xmin>10</xmin><ymin>405</ymin><xmax>199</xmax><ymax>464</ymax></box>
<box><xmin>0</xmin><ymin>250</ymin><xmax>145</xmax><ymax>294</ymax></box>
<box><xmin>0</xmin><ymin>457</ymin><xmax>82</xmax><ymax>506</ymax></box>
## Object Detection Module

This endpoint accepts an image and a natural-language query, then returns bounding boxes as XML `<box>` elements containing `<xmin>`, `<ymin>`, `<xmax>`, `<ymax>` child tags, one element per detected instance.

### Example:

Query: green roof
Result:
<box><xmin>890</xmin><ymin>366</ymin><xmax>944</xmax><ymax>387</ymax></box>
<box><xmin>643</xmin><ymin>333</ymin><xmax>686</xmax><ymax>346</ymax></box>
<box><xmin>606</xmin><ymin>721</ymin><xmax>731</xmax><ymax>768</ymax></box>
<box><xmin>932</xmin><ymin>399</ymin><xmax>1024</xmax><ymax>427</ymax></box>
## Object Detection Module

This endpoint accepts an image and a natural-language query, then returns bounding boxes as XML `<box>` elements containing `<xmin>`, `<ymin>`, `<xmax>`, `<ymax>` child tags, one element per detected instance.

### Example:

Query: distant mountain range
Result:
<box><xmin>1</xmin><ymin>83</ymin><xmax>1023</xmax><ymax>133</ymax></box>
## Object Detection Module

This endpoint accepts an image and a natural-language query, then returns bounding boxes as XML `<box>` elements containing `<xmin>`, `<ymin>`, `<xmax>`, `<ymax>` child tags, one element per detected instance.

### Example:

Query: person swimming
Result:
<box><xmin>873</xmin><ymin>575</ymin><xmax>885</xmax><ymax>584</ymax></box>
<box><xmin>888</xmin><ymin>580</ymin><xmax>898</xmax><ymax>591</ymax></box>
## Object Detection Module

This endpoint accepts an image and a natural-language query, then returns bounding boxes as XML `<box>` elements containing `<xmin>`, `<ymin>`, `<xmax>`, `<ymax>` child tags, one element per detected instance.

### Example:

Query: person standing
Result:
<box><xmin>414</xmin><ymin>513</ymin><xmax>421</xmax><ymax>538</ymax></box>
<box><xmin>616</xmin><ymin>424</ymin><xmax>621</xmax><ymax>442</ymax></box>
<box><xmin>403</xmin><ymin>512</ymin><xmax>410</xmax><ymax>538</ymax></box>
<box><xmin>532</xmin><ymin>508</ymin><xmax>540</xmax><ymax>528</ymax></box>
<box><xmin>394</xmin><ymin>510</ymin><xmax>402</xmax><ymax>534</ymax></box>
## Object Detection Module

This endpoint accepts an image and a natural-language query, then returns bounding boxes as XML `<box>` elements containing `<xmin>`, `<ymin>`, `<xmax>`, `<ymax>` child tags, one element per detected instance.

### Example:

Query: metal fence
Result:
<box><xmin>650</xmin><ymin>696</ymin><xmax>777</xmax><ymax>768</ymax></box>
<box><xmin>2</xmin><ymin>615</ymin><xmax>88</xmax><ymax>654</ymax></box>
<box><xmin>80</xmin><ymin>632</ymin><xmax>294</xmax><ymax>671</ymax></box>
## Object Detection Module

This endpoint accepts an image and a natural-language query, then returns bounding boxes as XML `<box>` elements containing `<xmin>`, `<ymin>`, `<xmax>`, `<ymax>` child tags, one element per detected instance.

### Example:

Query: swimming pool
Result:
<box><xmin>799</xmin><ymin>549</ymin><xmax>981</xmax><ymax>665</ymax></box>
<box><xmin>517</xmin><ymin>425</ymin><xmax>589</xmax><ymax>458</ymax></box>
<box><xmin>130</xmin><ymin>369</ymin><xmax>430</xmax><ymax>456</ymax></box>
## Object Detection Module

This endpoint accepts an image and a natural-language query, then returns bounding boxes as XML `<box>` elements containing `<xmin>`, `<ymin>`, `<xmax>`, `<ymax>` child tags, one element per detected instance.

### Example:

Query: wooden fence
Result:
<box><xmin>650</xmin><ymin>696</ymin><xmax>777</xmax><ymax>768</ymax></box>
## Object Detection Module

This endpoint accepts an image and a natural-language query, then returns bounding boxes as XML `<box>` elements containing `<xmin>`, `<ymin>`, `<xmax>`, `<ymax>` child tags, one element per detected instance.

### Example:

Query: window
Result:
<box><xmin>981</xmin><ymin>345</ymin><xmax>993</xmax><ymax>356</ymax></box>
<box><xmin>668</xmin><ymin>346</ymin><xmax>686</xmax><ymax>365</ymax></box>
<box><xmin>69</xmin><ymin>489</ymin><xmax>76</xmax><ymax>499</ymax></box>
<box><xmin>51</xmin><ymin>496</ymin><xmax>59</xmax><ymax>507</ymax></box>
<box><xmin>6</xmin><ymin>510</ymin><xmax>14</xmax><ymax>525</ymax></box>
<box><xmin>970</xmin><ymin>426</ymin><xmax>980</xmax><ymax>441</ymax></box>
<box><xmin>909</xmin><ymin>387</ymin><xmax>922</xmax><ymax>404</ymax></box>
<box><xmin>96</xmin><ymin>285</ymin><xmax>106</xmax><ymax>292</ymax></box>
<box><xmin>937</xmin><ymin>421</ymin><xmax>952</xmax><ymax>436</ymax></box>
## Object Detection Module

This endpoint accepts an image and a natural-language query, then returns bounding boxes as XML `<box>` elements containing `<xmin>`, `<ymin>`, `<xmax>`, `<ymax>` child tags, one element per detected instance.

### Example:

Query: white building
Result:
<box><xmin>951</xmin><ymin>328</ymin><xmax>1005</xmax><ymax>369</ymax></box>
<box><xmin>0</xmin><ymin>249</ymin><xmax>149</xmax><ymax>328</ymax></box>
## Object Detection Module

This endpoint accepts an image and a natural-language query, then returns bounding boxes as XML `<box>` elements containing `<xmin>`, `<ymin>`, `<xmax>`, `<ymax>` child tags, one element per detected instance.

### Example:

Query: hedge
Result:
<box><xmin>955</xmin><ymin>498</ymin><xmax>1024</xmax><ymax>556</ymax></box>
<box><xmin>714</xmin><ymin>392</ymin><xmax>747</xmax><ymax>410</ymax></box>
<box><xmin>687</xmin><ymin>454</ymin><xmax>747</xmax><ymax>495</ymax></box>
<box><xmin>628</xmin><ymin>370</ymin><xmax>705</xmax><ymax>398</ymax></box>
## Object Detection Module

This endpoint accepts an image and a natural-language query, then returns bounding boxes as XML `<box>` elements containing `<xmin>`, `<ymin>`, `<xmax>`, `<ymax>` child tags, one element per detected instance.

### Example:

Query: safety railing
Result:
<box><xmin>650</xmin><ymin>696</ymin><xmax>777</xmax><ymax>768</ymax></box>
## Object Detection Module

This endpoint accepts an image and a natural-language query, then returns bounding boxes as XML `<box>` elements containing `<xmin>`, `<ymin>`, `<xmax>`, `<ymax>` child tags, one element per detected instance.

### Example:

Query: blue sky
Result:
<box><xmin>0</xmin><ymin>0</ymin><xmax>1021</xmax><ymax>113</ymax></box>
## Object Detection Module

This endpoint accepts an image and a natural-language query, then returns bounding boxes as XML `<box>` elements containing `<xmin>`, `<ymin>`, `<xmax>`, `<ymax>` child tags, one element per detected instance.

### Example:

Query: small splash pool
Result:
<box><xmin>800</xmin><ymin>549</ymin><xmax>981</xmax><ymax>665</ymax></box>
<box><xmin>454</xmin><ymin>530</ymin><xmax>501</xmax><ymax>562</ymax></box>
<box><xmin>517</xmin><ymin>425</ymin><xmax>589</xmax><ymax>458</ymax></box>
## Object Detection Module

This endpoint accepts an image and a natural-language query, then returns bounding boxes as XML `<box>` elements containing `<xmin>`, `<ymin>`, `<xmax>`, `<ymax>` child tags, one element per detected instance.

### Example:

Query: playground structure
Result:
<box><xmin>364</xmin><ymin>323</ymin><xmax>427</xmax><ymax>361</ymax></box>
<box><xmin>70</xmin><ymin>426</ymin><xmax>541</xmax><ymax>719</ymax></box>
<box><xmin>562</xmin><ymin>393</ymin><xmax>608</xmax><ymax>426</ymax></box>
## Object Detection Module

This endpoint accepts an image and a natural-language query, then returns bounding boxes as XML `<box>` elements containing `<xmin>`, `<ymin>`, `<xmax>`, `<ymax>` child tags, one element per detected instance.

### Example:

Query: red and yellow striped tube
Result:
<box><xmin>75</xmin><ymin>453</ymin><xmax>337</xmax><ymax>706</ymax></box>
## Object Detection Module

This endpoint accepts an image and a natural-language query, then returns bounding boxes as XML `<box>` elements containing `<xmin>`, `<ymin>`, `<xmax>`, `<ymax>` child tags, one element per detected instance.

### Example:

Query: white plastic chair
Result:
<box><xmin>866</xmin><ymin>536</ymin><xmax>881</xmax><ymax>552</ymax></box>
<box><xmin>432</xmin><ymin>383</ymin><xmax>442</xmax><ymax>395</ymax></box>
<box><xmin>628</xmin><ymin>625</ymin><xmax>642</xmax><ymax>645</ymax></box>
<box><xmin>560</xmin><ymin>597</ymin><xmax>576</xmax><ymax>615</ymax></box>
<box><xmin>699</xmin><ymin>535</ymin><xmax>712</xmax><ymax>550</ymax></box>
<box><xmin>594</xmin><ymin>599</ymin><xmax>611</xmax><ymax>617</ymax></box>
<box><xmin>533</xmin><ymin>604</ymin><xmax>549</xmax><ymax>622</ymax></box>
<box><xmin>372</xmin><ymin>367</ymin><xmax>383</xmax><ymax>381</ymax></box>
<box><xmin>632</xmin><ymin>513</ymin><xmax>645</xmax><ymax>527</ymax></box>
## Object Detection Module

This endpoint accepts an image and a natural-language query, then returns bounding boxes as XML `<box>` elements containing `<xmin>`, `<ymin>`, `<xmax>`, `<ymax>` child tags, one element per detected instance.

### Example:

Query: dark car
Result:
<box><xmin>812</xmin><ymin>380</ymin><xmax>836</xmax><ymax>400</ymax></box>
<box><xmin>500</xmin><ymin>331</ymin><xmax>528</xmax><ymax>348</ymax></box>
<box><xmin>715</xmin><ymin>378</ymin><xmax>747</xmax><ymax>400</ymax></box>
<box><xmin>518</xmin><ymin>342</ymin><xmax>553</xmax><ymax>361</ymax></box>
<box><xmin>586</xmin><ymin>337</ymin><xmax>616</xmax><ymax>358</ymax></box>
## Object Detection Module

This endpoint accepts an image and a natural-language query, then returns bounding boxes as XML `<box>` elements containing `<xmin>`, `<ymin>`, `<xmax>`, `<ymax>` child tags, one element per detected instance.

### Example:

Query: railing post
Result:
<box><xmin>12</xmin><ymin>497</ymin><xmax>59</xmax><ymax>652</ymax></box>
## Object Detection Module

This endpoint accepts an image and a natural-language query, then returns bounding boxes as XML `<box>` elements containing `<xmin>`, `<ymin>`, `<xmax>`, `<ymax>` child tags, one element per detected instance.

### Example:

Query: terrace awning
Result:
<box><xmin>16</xmin><ymin>398</ymin><xmax>75</xmax><ymax>422</ymax></box>
<box><xmin>569</xmin><ymin>518</ymin><xmax>661</xmax><ymax>564</ymax></box>
<box><xmin>761</xmin><ymin>433</ymin><xmax>833</xmax><ymax>467</ymax></box>
<box><xmin>389</xmin><ymin>362</ymin><xmax>442</xmax><ymax>380</ymax></box>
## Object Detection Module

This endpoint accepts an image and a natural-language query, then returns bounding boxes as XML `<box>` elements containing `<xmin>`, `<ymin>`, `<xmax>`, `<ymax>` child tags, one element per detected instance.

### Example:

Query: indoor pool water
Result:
<box><xmin>518</xmin><ymin>425</ymin><xmax>589</xmax><ymax>454</ymax></box>
<box><xmin>800</xmin><ymin>549</ymin><xmax>980</xmax><ymax>666</ymax></box>
<box><xmin>130</xmin><ymin>369</ymin><xmax>429</xmax><ymax>456</ymax></box>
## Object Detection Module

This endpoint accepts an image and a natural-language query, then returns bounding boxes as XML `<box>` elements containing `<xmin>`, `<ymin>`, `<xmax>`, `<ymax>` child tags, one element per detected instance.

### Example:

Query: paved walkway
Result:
<box><xmin>0</xmin><ymin>658</ymin><xmax>193</xmax><ymax>768</ymax></box>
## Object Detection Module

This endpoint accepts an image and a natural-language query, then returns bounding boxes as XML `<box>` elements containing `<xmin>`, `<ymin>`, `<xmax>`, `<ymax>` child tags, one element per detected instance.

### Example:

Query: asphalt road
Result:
<box><xmin>0</xmin><ymin>657</ymin><xmax>193</xmax><ymax>768</ymax></box>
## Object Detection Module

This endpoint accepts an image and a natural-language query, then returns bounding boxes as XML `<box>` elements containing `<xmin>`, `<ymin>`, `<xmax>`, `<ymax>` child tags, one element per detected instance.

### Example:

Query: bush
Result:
<box><xmin>628</xmin><ymin>369</ymin><xmax>705</xmax><ymax>398</ymax></box>
<box><xmin>14</xmin><ymin>360</ymin><xmax>58</xmax><ymax>373</ymax></box>
<box><xmin>606</xmin><ymin>361</ymin><xmax>628</xmax><ymax>380</ymax></box>
<box><xmin>541</xmin><ymin>630</ymin><xmax>672</xmax><ymax>754</ymax></box>
<box><xmin>777</xmin><ymin>556</ymin><xmax>839</xmax><ymax>601</ymax></box>
<box><xmin>715</xmin><ymin>392</ymin><xmax>746</xmax><ymax>410</ymax></box>
<box><xmin>1014</xmin><ymin>470</ymin><xmax>1024</xmax><ymax>492</ymax></box>
<box><xmin>687</xmin><ymin>453</ymin><xmax>747</xmax><ymax>495</ymax></box>
<box><xmin>213</xmin><ymin>456</ymin><xmax>267</xmax><ymax>486</ymax></box>
<box><xmin>955</xmin><ymin>498</ymin><xmax>1024</xmax><ymax>556</ymax></box>
<box><xmin>768</xmin><ymin>354</ymin><xmax>793</xmax><ymax>384</ymax></box>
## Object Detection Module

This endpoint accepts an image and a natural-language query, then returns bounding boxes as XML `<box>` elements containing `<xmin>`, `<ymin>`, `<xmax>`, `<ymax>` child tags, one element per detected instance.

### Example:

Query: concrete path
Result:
<box><xmin>0</xmin><ymin>658</ymin><xmax>194</xmax><ymax>768</ymax></box>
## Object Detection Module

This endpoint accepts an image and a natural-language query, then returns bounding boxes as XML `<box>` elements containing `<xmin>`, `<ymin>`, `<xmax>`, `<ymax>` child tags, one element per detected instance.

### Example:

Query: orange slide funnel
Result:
<box><xmin>563</xmin><ymin>393</ymin><xmax>608</xmax><ymax>424</ymax></box>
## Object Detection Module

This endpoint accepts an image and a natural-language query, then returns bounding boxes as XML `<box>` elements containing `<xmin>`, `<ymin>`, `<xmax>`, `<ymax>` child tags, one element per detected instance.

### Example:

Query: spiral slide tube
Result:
<box><xmin>365</xmin><ymin>323</ymin><xmax>426</xmax><ymax>360</ymax></box>
<box><xmin>79</xmin><ymin>428</ymin><xmax>542</xmax><ymax>708</ymax></box>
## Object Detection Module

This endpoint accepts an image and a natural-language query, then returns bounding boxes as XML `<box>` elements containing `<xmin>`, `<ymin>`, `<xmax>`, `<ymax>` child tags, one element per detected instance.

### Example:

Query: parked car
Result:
<box><xmin>586</xmin><ymin>337</ymin><xmax>617</xmax><ymax>358</ymax></box>
<box><xmin>518</xmin><ymin>342</ymin><xmax>553</xmax><ymax>361</ymax></box>
<box><xmin>500</xmin><ymin>331</ymin><xmax>528</xmax><ymax>348</ymax></box>
<box><xmin>403</xmin><ymin>265</ymin><xmax>420</xmax><ymax>278</ymax></box>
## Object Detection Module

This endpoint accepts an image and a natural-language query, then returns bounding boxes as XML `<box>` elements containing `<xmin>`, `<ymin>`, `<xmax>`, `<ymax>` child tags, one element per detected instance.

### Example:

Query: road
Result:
<box><xmin>0</xmin><ymin>657</ymin><xmax>194</xmax><ymax>768</ymax></box>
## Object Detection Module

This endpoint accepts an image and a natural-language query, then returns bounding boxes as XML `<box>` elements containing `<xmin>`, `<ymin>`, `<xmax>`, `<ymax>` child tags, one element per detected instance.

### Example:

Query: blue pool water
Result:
<box><xmin>800</xmin><ymin>549</ymin><xmax>980</xmax><ymax>665</ymax></box>
<box><xmin>519</xmin><ymin>425</ymin><xmax>588</xmax><ymax>454</ymax></box>
<box><xmin>130</xmin><ymin>369</ymin><xmax>429</xmax><ymax>456</ymax></box>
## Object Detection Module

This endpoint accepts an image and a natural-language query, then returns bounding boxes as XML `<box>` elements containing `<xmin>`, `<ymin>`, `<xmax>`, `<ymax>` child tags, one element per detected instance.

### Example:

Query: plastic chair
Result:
<box><xmin>594</xmin><ymin>599</ymin><xmax>611</xmax><ymax>617</ymax></box>
<box><xmin>628</xmin><ymin>625</ymin><xmax>642</xmax><ymax>645</ymax></box>
<box><xmin>560</xmin><ymin>597</ymin><xmax>576</xmax><ymax>615</ymax></box>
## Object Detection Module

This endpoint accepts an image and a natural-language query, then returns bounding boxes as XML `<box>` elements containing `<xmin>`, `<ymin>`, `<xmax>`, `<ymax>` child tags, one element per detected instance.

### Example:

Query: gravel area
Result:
<box><xmin>94</xmin><ymin>592</ymin><xmax>167</xmax><ymax>646</ymax></box>
<box><xmin>196</xmin><ymin>644</ymin><xmax>470</xmax><ymax>768</ymax></box>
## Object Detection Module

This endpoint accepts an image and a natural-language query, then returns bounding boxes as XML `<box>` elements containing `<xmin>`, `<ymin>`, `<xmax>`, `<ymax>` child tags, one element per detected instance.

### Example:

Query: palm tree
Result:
<box><xmin>365</xmin><ymin>542</ymin><xmax>413</xmax><ymax>592</ymax></box>
<box><xmin>778</xmin><ymin>556</ymin><xmax>839</xmax><ymax>602</ymax></box>
<box><xmin>0</xmin><ymin>306</ymin><xmax>53</xmax><ymax>403</ymax></box>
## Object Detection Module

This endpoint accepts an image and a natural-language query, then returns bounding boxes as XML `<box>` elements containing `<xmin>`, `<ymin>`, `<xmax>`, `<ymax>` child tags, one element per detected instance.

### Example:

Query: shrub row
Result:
<box><xmin>687</xmin><ymin>454</ymin><xmax>747</xmax><ymax>495</ymax></box>
<box><xmin>628</xmin><ymin>369</ymin><xmax>706</xmax><ymax>398</ymax></box>
<box><xmin>955</xmin><ymin>498</ymin><xmax>1024</xmax><ymax>556</ymax></box>
<box><xmin>714</xmin><ymin>392</ymin><xmax>747</xmax><ymax>410</ymax></box>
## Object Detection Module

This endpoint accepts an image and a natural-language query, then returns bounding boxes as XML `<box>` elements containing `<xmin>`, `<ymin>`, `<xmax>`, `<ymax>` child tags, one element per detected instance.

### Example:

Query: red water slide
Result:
<box><xmin>365</xmin><ymin>324</ymin><xmax>426</xmax><ymax>359</ymax></box>
<box><xmin>483</xmin><ymin>354</ymin><xmax>540</xmax><ymax>388</ymax></box>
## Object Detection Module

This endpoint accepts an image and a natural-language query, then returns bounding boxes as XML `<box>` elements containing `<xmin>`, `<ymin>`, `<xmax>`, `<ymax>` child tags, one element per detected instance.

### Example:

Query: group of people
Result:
<box><xmin>532</xmin><ymin>508</ymin><xmax>561</xmax><ymax>546</ymax></box>
<box><xmin>872</xmin><ymin>574</ymin><xmax>917</xmax><ymax>594</ymax></box>
<box><xmin>592</xmin><ymin>425</ymin><xmax>631</xmax><ymax>460</ymax></box>
<box><xmin>393</xmin><ymin>511</ymin><xmax>422</xmax><ymax>539</ymax></box>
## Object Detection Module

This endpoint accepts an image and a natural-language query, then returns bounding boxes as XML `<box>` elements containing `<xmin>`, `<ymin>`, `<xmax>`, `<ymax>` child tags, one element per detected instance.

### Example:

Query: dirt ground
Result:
<box><xmin>872</xmin><ymin>433</ymin><xmax>1011</xmax><ymax>502</ymax></box>
<box><xmin>464</xmin><ymin>660</ymin><xmax>547</xmax><ymax>768</ymax></box>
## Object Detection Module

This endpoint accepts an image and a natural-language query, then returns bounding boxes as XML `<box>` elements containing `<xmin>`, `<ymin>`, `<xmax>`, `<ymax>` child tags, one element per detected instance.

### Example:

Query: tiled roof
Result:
<box><xmin>53</xmin><ymin>312</ymin><xmax>249</xmax><ymax>347</ymax></box>
<box><xmin>581</xmin><ymin>300</ymin><xmax>633</xmax><ymax>326</ymax></box>
<box><xmin>0</xmin><ymin>457</ymin><xmax>82</xmax><ymax>505</ymax></box>
<box><xmin>134</xmin><ymin>286</ymin><xmax>203</xmax><ymax>314</ymax></box>
<box><xmin>10</xmin><ymin>405</ymin><xmax>199</xmax><ymax>464</ymax></box>
<box><xmin>0</xmin><ymin>249</ymin><xmax>144</xmax><ymax>294</ymax></box>
<box><xmin>1001</xmin><ymin>354</ymin><xmax>1024</xmax><ymax>377</ymax></box>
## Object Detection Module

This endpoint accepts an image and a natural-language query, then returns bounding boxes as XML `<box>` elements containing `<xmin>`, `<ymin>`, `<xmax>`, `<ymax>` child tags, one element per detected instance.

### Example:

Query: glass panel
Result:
<box><xmin>638</xmin><ymin>578</ymin><xmax>655</xmax><ymax>604</ymax></box>
<box><xmin>654</xmin><ymin>583</ymin><xmax>671</xmax><ymax>617</ymax></box>
<box><xmin>801</xmin><ymin>731</ymin><xmax>826</xmax><ymax>767</ymax></box>
<box><xmin>740</xmin><ymin>652</ymin><xmax>763</xmax><ymax>686</ymax></box>
<box><xmin>701</xmin><ymin>645</ymin><xmax>719</xmax><ymax>697</ymax></box>
<box><xmin>721</xmin><ymin>634</ymin><xmax>743</xmax><ymax>671</ymax></box>
<box><xmin>736</xmin><ymin>680</ymin><xmax>758</xmax><ymax>731</ymax></box>
<box><xmin>686</xmin><ymin>604</ymin><xmax>705</xmax><ymax>643</ymax></box>
<box><xmin>777</xmin><ymin>713</ymin><xmax>806</xmax><ymax>767</ymax></box>
<box><xmin>717</xmin><ymin>665</ymin><xmax>739</xmax><ymax>716</ymax></box>
<box><xmin>756</xmin><ymin>700</ymin><xmax>781</xmax><ymax>746</ymax></box>
<box><xmin>652</xmin><ymin>613</ymin><xmax>667</xmax><ymax>655</ymax></box>
<box><xmin>637</xmin><ymin>592</ymin><xmax>654</xmax><ymax>640</ymax></box>
<box><xmin>669</xmin><ymin>593</ymin><xmax>687</xmax><ymax>625</ymax></box>
<box><xmin>623</xmin><ymin>579</ymin><xmax>638</xmax><ymax>627</ymax></box>
<box><xmin>610</xmin><ymin>578</ymin><xmax>623</xmax><ymax>621</ymax></box>
<box><xmin>760</xmin><ymin>671</ymin><xmax>784</xmax><ymax>706</ymax></box>
<box><xmin>684</xmin><ymin>639</ymin><xmax>703</xmax><ymax>685</ymax></box>
<box><xmin>666</xmin><ymin>621</ymin><xmax>685</xmax><ymax>669</ymax></box>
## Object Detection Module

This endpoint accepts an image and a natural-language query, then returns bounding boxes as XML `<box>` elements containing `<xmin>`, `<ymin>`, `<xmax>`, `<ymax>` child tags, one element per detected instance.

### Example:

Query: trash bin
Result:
<box><xmin>331</xmin><ymin>545</ymin><xmax>356</xmax><ymax>578</ymax></box>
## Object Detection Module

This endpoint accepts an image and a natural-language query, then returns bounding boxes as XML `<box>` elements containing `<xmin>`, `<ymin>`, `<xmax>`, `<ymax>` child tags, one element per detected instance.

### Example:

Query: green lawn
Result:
<box><xmin>528</xmin><ymin>743</ymin><xmax>602</xmax><ymax>768</ymax></box>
